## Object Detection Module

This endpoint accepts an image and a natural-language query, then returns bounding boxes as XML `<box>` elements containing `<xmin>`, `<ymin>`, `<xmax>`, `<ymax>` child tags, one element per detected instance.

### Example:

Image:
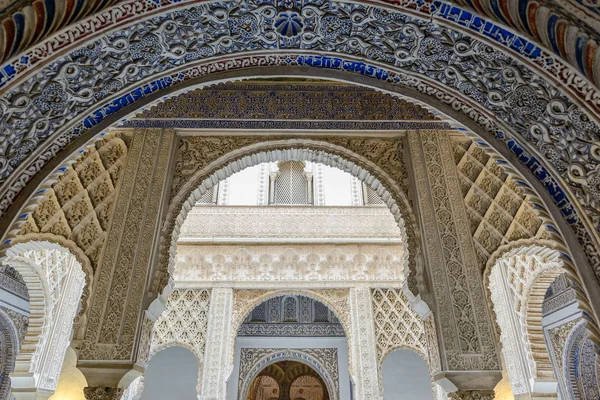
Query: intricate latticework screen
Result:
<box><xmin>274</xmin><ymin>161</ymin><xmax>309</xmax><ymax>205</ymax></box>
<box><xmin>371</xmin><ymin>288</ymin><xmax>428</xmax><ymax>362</ymax></box>
<box><xmin>151</xmin><ymin>289</ymin><xmax>211</xmax><ymax>360</ymax></box>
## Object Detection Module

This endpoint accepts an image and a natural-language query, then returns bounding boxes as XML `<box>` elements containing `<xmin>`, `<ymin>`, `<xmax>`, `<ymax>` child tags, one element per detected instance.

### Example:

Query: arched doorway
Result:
<box><xmin>246</xmin><ymin>361</ymin><xmax>329</xmax><ymax>400</ymax></box>
<box><xmin>232</xmin><ymin>294</ymin><xmax>348</xmax><ymax>400</ymax></box>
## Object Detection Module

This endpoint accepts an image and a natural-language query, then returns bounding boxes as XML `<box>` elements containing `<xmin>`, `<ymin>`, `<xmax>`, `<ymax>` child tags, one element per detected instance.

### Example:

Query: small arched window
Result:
<box><xmin>273</xmin><ymin>161</ymin><xmax>311</xmax><ymax>205</ymax></box>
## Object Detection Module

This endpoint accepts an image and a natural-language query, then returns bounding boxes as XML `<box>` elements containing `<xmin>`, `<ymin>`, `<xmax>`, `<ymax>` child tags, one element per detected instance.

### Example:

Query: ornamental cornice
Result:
<box><xmin>173</xmin><ymin>244</ymin><xmax>406</xmax><ymax>287</ymax></box>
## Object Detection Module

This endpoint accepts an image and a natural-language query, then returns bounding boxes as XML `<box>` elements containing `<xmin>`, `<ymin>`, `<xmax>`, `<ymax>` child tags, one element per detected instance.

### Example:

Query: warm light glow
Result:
<box><xmin>494</xmin><ymin>376</ymin><xmax>515</xmax><ymax>400</ymax></box>
<box><xmin>48</xmin><ymin>347</ymin><xmax>87</xmax><ymax>400</ymax></box>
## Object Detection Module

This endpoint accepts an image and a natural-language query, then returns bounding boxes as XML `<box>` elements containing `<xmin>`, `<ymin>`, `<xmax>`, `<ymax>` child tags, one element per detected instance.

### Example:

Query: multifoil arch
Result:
<box><xmin>486</xmin><ymin>239</ymin><xmax>598</xmax><ymax>397</ymax></box>
<box><xmin>238</xmin><ymin>349</ymin><xmax>339</xmax><ymax>400</ymax></box>
<box><xmin>0</xmin><ymin>240</ymin><xmax>86</xmax><ymax>396</ymax></box>
<box><xmin>158</xmin><ymin>140</ymin><xmax>417</xmax><ymax>295</ymax></box>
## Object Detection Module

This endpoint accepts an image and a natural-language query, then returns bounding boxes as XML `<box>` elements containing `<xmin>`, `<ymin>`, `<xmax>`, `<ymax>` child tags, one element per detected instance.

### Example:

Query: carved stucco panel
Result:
<box><xmin>406</xmin><ymin>130</ymin><xmax>498</xmax><ymax>371</ymax></box>
<box><xmin>80</xmin><ymin>129</ymin><xmax>175</xmax><ymax>361</ymax></box>
<box><xmin>199</xmin><ymin>287</ymin><xmax>233</xmax><ymax>400</ymax></box>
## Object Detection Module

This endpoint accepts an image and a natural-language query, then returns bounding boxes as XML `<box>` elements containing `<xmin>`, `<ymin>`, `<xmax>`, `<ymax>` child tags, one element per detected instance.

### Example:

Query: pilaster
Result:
<box><xmin>78</xmin><ymin>129</ymin><xmax>176</xmax><ymax>383</ymax></box>
<box><xmin>406</xmin><ymin>130</ymin><xmax>500</xmax><ymax>388</ymax></box>
<box><xmin>349</xmin><ymin>286</ymin><xmax>381</xmax><ymax>400</ymax></box>
<box><xmin>199</xmin><ymin>288</ymin><xmax>234</xmax><ymax>400</ymax></box>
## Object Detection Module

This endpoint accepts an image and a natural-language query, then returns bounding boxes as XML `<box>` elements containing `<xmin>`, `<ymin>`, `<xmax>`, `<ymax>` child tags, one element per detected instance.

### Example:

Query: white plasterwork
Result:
<box><xmin>173</xmin><ymin>244</ymin><xmax>406</xmax><ymax>288</ymax></box>
<box><xmin>349</xmin><ymin>286</ymin><xmax>382</xmax><ymax>399</ymax></box>
<box><xmin>178</xmin><ymin>206</ymin><xmax>401</xmax><ymax>243</ymax></box>
<box><xmin>3</xmin><ymin>244</ymin><xmax>85</xmax><ymax>397</ymax></box>
<box><xmin>199</xmin><ymin>288</ymin><xmax>233</xmax><ymax>400</ymax></box>
<box><xmin>489</xmin><ymin>251</ymin><xmax>564</xmax><ymax>396</ymax></box>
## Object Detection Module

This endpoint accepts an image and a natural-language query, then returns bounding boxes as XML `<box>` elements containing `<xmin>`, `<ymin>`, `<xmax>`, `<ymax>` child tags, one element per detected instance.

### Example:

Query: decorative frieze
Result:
<box><xmin>174</xmin><ymin>244</ymin><xmax>406</xmax><ymax>287</ymax></box>
<box><xmin>179</xmin><ymin>205</ymin><xmax>402</xmax><ymax>242</ymax></box>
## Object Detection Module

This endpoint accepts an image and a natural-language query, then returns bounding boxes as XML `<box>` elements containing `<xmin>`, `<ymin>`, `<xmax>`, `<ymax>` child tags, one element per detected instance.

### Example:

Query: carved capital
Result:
<box><xmin>83</xmin><ymin>387</ymin><xmax>124</xmax><ymax>400</ymax></box>
<box><xmin>449</xmin><ymin>390</ymin><xmax>495</xmax><ymax>400</ymax></box>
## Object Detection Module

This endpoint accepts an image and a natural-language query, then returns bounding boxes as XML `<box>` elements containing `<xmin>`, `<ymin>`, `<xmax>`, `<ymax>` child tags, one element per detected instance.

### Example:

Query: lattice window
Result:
<box><xmin>371</xmin><ymin>289</ymin><xmax>427</xmax><ymax>362</ymax></box>
<box><xmin>151</xmin><ymin>289</ymin><xmax>210</xmax><ymax>360</ymax></box>
<box><xmin>283</xmin><ymin>297</ymin><xmax>298</xmax><ymax>322</ymax></box>
<box><xmin>196</xmin><ymin>186</ymin><xmax>216</xmax><ymax>205</ymax></box>
<box><xmin>273</xmin><ymin>161</ymin><xmax>309</xmax><ymax>205</ymax></box>
<box><xmin>363</xmin><ymin>184</ymin><xmax>385</xmax><ymax>205</ymax></box>
<box><xmin>250</xmin><ymin>303</ymin><xmax>267</xmax><ymax>323</ymax></box>
<box><xmin>314</xmin><ymin>302</ymin><xmax>330</xmax><ymax>323</ymax></box>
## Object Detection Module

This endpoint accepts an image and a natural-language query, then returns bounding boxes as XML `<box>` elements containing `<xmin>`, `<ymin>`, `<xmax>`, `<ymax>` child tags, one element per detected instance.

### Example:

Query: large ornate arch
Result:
<box><xmin>1</xmin><ymin>0</ymin><xmax>598</xmax><ymax>89</ymax></box>
<box><xmin>160</xmin><ymin>140</ymin><xmax>415</xmax><ymax>294</ymax></box>
<box><xmin>1</xmin><ymin>240</ymin><xmax>86</xmax><ymax>397</ymax></box>
<box><xmin>1</xmin><ymin>0</ymin><xmax>600</xmax><ymax>322</ymax></box>
<box><xmin>486</xmin><ymin>240</ymin><xmax>587</xmax><ymax>397</ymax></box>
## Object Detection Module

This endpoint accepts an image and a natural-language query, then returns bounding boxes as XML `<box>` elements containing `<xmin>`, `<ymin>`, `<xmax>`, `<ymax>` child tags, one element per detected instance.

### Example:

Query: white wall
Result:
<box><xmin>141</xmin><ymin>346</ymin><xmax>199</xmax><ymax>400</ymax></box>
<box><xmin>382</xmin><ymin>350</ymin><xmax>433</xmax><ymax>400</ymax></box>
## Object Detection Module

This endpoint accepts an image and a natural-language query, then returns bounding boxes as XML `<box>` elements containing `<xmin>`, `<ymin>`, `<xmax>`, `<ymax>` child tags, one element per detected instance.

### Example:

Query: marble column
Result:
<box><xmin>349</xmin><ymin>286</ymin><xmax>381</xmax><ymax>400</ymax></box>
<box><xmin>199</xmin><ymin>288</ymin><xmax>234</xmax><ymax>400</ymax></box>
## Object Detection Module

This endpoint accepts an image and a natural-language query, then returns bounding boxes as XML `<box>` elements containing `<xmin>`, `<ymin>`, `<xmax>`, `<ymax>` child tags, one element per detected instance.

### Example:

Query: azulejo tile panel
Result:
<box><xmin>0</xmin><ymin>0</ymin><xmax>599</xmax><ymax>278</ymax></box>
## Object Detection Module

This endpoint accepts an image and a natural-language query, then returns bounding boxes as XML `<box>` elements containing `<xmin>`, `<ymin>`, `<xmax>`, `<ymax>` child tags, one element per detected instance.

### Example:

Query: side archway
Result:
<box><xmin>1</xmin><ymin>240</ymin><xmax>86</xmax><ymax>398</ymax></box>
<box><xmin>487</xmin><ymin>241</ymin><xmax>575</xmax><ymax>397</ymax></box>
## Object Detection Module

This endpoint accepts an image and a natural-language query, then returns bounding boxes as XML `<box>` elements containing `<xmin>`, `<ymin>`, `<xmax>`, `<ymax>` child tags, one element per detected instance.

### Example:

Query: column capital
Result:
<box><xmin>449</xmin><ymin>390</ymin><xmax>495</xmax><ymax>400</ymax></box>
<box><xmin>83</xmin><ymin>387</ymin><xmax>124</xmax><ymax>400</ymax></box>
